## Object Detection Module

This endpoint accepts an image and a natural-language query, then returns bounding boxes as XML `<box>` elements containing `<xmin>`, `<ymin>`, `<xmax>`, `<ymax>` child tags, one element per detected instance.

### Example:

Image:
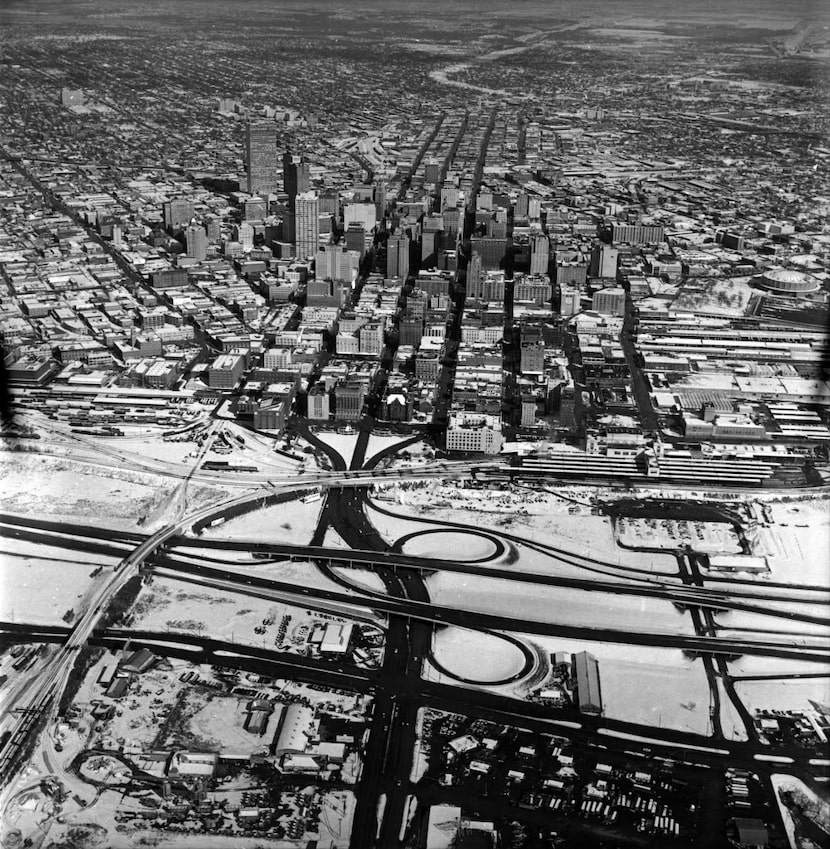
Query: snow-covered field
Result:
<box><xmin>760</xmin><ymin>500</ymin><xmax>830</xmax><ymax>586</ymax></box>
<box><xmin>0</xmin><ymin>452</ymin><xmax>175</xmax><ymax>530</ymax></box>
<box><xmin>222</xmin><ymin>558</ymin><xmax>358</xmax><ymax>597</ymax></box>
<box><xmin>162</xmin><ymin>551</ymin><xmax>366</xmax><ymax>600</ymax></box>
<box><xmin>429</xmin><ymin>627</ymin><xmax>527</xmax><ymax>683</ymax></box>
<box><xmin>714</xmin><ymin>607</ymin><xmax>830</xmax><ymax>637</ymax></box>
<box><xmin>401</xmin><ymin>530</ymin><xmax>498</xmax><ymax>561</ymax></box>
<box><xmin>363</xmin><ymin>502</ymin><xmax>436</xmax><ymax>542</ymax></box>
<box><xmin>727</xmin><ymin>653</ymin><xmax>830</xmax><ymax>678</ymax></box>
<box><xmin>423</xmin><ymin>570</ymin><xmax>695</xmax><ymax>635</ymax></box>
<box><xmin>322</xmin><ymin>527</ymin><xmax>351</xmax><ymax>549</ymax></box>
<box><xmin>735</xmin><ymin>678</ymin><xmax>830</xmax><ymax>715</ymax></box>
<box><xmin>131</xmin><ymin>575</ymin><xmax>380</xmax><ymax>649</ymax></box>
<box><xmin>364</xmin><ymin>434</ymin><xmax>421</xmax><ymax>466</ymax></box>
<box><xmin>0</xmin><ymin>540</ymin><xmax>118</xmax><ymax>625</ymax></box>
<box><xmin>314</xmin><ymin>432</ymin><xmax>359</xmax><ymax>466</ymax></box>
<box><xmin>715</xmin><ymin>627</ymin><xmax>830</xmax><ymax>652</ymax></box>
<box><xmin>200</xmin><ymin>498</ymin><xmax>324</xmax><ymax>544</ymax></box>
<box><xmin>102</xmin><ymin>434</ymin><xmax>204</xmax><ymax>466</ymax></box>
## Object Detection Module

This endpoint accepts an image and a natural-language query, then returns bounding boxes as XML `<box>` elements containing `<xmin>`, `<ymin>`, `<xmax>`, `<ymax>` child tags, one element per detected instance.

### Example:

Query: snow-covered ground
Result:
<box><xmin>101</xmin><ymin>434</ymin><xmax>204</xmax><ymax>467</ymax></box>
<box><xmin>131</xmin><ymin>575</ymin><xmax>380</xmax><ymax>649</ymax></box>
<box><xmin>363</xmin><ymin>502</ymin><xmax>436</xmax><ymax>542</ymax></box>
<box><xmin>162</xmin><ymin>551</ymin><xmax>364</xmax><ymax>600</ymax></box>
<box><xmin>529</xmin><ymin>636</ymin><xmax>714</xmax><ymax>735</ymax></box>
<box><xmin>313</xmin><ymin>431</ymin><xmax>360</xmax><ymax>466</ymax></box>
<box><xmin>220</xmin><ymin>558</ymin><xmax>360</xmax><ymax>597</ymax></box>
<box><xmin>369</xmin><ymin>490</ymin><xmax>679</xmax><ymax>574</ymax></box>
<box><xmin>367</xmin><ymin>500</ymin><xmax>683</xmax><ymax>586</ymax></box>
<box><xmin>401</xmin><ymin>530</ymin><xmax>498</xmax><ymax>561</ymax></box>
<box><xmin>0</xmin><ymin>452</ymin><xmax>175</xmax><ymax>530</ymax></box>
<box><xmin>364</xmin><ymin>434</ymin><xmax>422</xmax><ymax>467</ymax></box>
<box><xmin>735</xmin><ymin>678</ymin><xmax>830</xmax><ymax>715</ymax></box>
<box><xmin>322</xmin><ymin>527</ymin><xmax>351</xmax><ymax>549</ymax></box>
<box><xmin>429</xmin><ymin>627</ymin><xmax>527</xmax><ymax>682</ymax></box>
<box><xmin>423</xmin><ymin>570</ymin><xmax>695</xmax><ymax>635</ymax></box>
<box><xmin>759</xmin><ymin>499</ymin><xmax>830</xmax><ymax>586</ymax></box>
<box><xmin>714</xmin><ymin>607</ymin><xmax>830</xmax><ymax>637</ymax></box>
<box><xmin>330</xmin><ymin>566</ymin><xmax>388</xmax><ymax>594</ymax></box>
<box><xmin>0</xmin><ymin>540</ymin><xmax>119</xmax><ymax>625</ymax></box>
<box><xmin>728</xmin><ymin>653</ymin><xmax>830</xmax><ymax>678</ymax></box>
<box><xmin>200</xmin><ymin>498</ymin><xmax>324</xmax><ymax>544</ymax></box>
<box><xmin>318</xmin><ymin>790</ymin><xmax>356</xmax><ymax>848</ymax></box>
<box><xmin>715</xmin><ymin>627</ymin><xmax>830</xmax><ymax>652</ymax></box>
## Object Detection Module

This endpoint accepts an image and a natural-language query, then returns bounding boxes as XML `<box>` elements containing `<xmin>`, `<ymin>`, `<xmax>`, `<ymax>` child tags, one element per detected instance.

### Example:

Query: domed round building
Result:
<box><xmin>755</xmin><ymin>268</ymin><xmax>820</xmax><ymax>296</ymax></box>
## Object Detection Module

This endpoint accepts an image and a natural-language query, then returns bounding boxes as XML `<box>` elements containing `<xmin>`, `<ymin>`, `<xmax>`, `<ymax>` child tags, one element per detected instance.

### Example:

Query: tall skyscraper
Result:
<box><xmin>466</xmin><ymin>251</ymin><xmax>483</xmax><ymax>297</ymax></box>
<box><xmin>386</xmin><ymin>233</ymin><xmax>410</xmax><ymax>280</ymax></box>
<box><xmin>185</xmin><ymin>224</ymin><xmax>208</xmax><ymax>260</ymax></box>
<box><xmin>374</xmin><ymin>184</ymin><xmax>387</xmax><ymax>220</ymax></box>
<box><xmin>420</xmin><ymin>214</ymin><xmax>444</xmax><ymax>269</ymax></box>
<box><xmin>245</xmin><ymin>122</ymin><xmax>278</xmax><ymax>196</ymax></box>
<box><xmin>529</xmin><ymin>233</ymin><xmax>550</xmax><ymax>275</ymax></box>
<box><xmin>282</xmin><ymin>150</ymin><xmax>310</xmax><ymax>243</ymax></box>
<box><xmin>283</xmin><ymin>150</ymin><xmax>310</xmax><ymax>199</ymax></box>
<box><xmin>295</xmin><ymin>191</ymin><xmax>319</xmax><ymax>259</ymax></box>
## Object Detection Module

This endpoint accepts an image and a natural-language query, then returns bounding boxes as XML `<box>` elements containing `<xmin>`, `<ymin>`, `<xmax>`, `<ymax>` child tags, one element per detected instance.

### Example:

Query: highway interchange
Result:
<box><xmin>0</xmin><ymin>419</ymin><xmax>828</xmax><ymax>848</ymax></box>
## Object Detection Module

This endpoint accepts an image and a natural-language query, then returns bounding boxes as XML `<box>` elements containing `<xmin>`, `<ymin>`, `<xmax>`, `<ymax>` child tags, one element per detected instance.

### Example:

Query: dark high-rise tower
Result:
<box><xmin>245</xmin><ymin>122</ymin><xmax>278</xmax><ymax>196</ymax></box>
<box><xmin>282</xmin><ymin>150</ymin><xmax>310</xmax><ymax>243</ymax></box>
<box><xmin>386</xmin><ymin>232</ymin><xmax>410</xmax><ymax>279</ymax></box>
<box><xmin>283</xmin><ymin>151</ymin><xmax>310</xmax><ymax>200</ymax></box>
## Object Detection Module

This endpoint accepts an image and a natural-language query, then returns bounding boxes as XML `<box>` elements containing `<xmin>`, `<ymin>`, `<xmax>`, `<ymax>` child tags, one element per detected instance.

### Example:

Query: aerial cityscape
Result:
<box><xmin>0</xmin><ymin>1</ymin><xmax>828</xmax><ymax>847</ymax></box>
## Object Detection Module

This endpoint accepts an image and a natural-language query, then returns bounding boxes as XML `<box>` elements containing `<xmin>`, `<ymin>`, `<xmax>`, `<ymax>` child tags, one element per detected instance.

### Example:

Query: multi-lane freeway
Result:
<box><xmin>1</xmin><ymin>427</ymin><xmax>827</xmax><ymax>849</ymax></box>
